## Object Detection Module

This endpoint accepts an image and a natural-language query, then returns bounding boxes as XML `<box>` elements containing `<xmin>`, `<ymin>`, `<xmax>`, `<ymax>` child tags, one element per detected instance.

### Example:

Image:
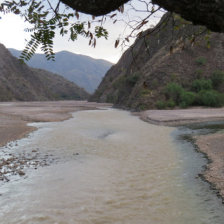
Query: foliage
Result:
<box><xmin>191</xmin><ymin>79</ymin><xmax>212</xmax><ymax>92</ymax></box>
<box><xmin>112</xmin><ymin>75</ymin><xmax>126</xmax><ymax>88</ymax></box>
<box><xmin>138</xmin><ymin>104</ymin><xmax>146</xmax><ymax>111</ymax></box>
<box><xmin>197</xmin><ymin>90</ymin><xmax>224</xmax><ymax>107</ymax></box>
<box><xmin>211</xmin><ymin>70</ymin><xmax>224</xmax><ymax>88</ymax></box>
<box><xmin>126</xmin><ymin>72</ymin><xmax>140</xmax><ymax>86</ymax></box>
<box><xmin>140</xmin><ymin>88</ymin><xmax>152</xmax><ymax>96</ymax></box>
<box><xmin>0</xmin><ymin>0</ymin><xmax>109</xmax><ymax>61</ymax></box>
<box><xmin>151</xmin><ymin>79</ymin><xmax>159</xmax><ymax>88</ymax></box>
<box><xmin>166</xmin><ymin>99</ymin><xmax>176</xmax><ymax>108</ymax></box>
<box><xmin>161</xmin><ymin>78</ymin><xmax>224</xmax><ymax>109</ymax></box>
<box><xmin>155</xmin><ymin>100</ymin><xmax>167</xmax><ymax>109</ymax></box>
<box><xmin>170</xmin><ymin>73</ymin><xmax>179</xmax><ymax>82</ymax></box>
<box><xmin>0</xmin><ymin>0</ymin><xmax>169</xmax><ymax>61</ymax></box>
<box><xmin>106</xmin><ymin>93</ymin><xmax>118</xmax><ymax>103</ymax></box>
<box><xmin>179</xmin><ymin>91</ymin><xmax>196</xmax><ymax>108</ymax></box>
<box><xmin>195</xmin><ymin>69</ymin><xmax>203</xmax><ymax>79</ymax></box>
<box><xmin>195</xmin><ymin>57</ymin><xmax>207</xmax><ymax>66</ymax></box>
<box><xmin>164</xmin><ymin>82</ymin><xmax>184</xmax><ymax>103</ymax></box>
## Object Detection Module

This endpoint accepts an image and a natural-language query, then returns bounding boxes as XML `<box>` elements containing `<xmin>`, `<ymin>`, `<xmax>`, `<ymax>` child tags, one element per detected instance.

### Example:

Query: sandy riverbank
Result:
<box><xmin>0</xmin><ymin>101</ymin><xmax>111</xmax><ymax>147</ymax></box>
<box><xmin>196</xmin><ymin>133</ymin><xmax>224</xmax><ymax>200</ymax></box>
<box><xmin>139</xmin><ymin>107</ymin><xmax>224</xmax><ymax>202</ymax></box>
<box><xmin>139</xmin><ymin>107</ymin><xmax>224</xmax><ymax>126</ymax></box>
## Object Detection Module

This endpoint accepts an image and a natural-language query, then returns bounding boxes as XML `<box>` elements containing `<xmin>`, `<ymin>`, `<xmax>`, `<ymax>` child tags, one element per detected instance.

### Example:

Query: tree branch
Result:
<box><xmin>60</xmin><ymin>0</ymin><xmax>224</xmax><ymax>32</ymax></box>
<box><xmin>61</xmin><ymin>0</ymin><xmax>129</xmax><ymax>16</ymax></box>
<box><xmin>152</xmin><ymin>0</ymin><xmax>224</xmax><ymax>32</ymax></box>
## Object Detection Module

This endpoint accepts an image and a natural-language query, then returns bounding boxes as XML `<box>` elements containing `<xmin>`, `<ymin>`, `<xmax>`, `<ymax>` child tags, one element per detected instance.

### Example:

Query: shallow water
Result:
<box><xmin>0</xmin><ymin>109</ymin><xmax>224</xmax><ymax>224</ymax></box>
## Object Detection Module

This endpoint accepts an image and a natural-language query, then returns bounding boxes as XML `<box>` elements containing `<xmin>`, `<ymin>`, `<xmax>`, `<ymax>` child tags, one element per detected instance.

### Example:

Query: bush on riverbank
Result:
<box><xmin>156</xmin><ymin>74</ymin><xmax>224</xmax><ymax>109</ymax></box>
<box><xmin>211</xmin><ymin>70</ymin><xmax>224</xmax><ymax>88</ymax></box>
<box><xmin>196</xmin><ymin>90</ymin><xmax>224</xmax><ymax>107</ymax></box>
<box><xmin>191</xmin><ymin>79</ymin><xmax>213</xmax><ymax>92</ymax></box>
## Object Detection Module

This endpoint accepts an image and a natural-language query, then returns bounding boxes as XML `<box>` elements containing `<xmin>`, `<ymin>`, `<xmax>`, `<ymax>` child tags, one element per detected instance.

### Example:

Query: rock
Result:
<box><xmin>18</xmin><ymin>170</ymin><xmax>25</xmax><ymax>176</ymax></box>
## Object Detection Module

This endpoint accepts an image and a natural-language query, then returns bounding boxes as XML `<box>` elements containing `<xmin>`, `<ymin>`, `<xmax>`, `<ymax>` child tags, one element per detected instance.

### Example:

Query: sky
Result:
<box><xmin>0</xmin><ymin>1</ymin><xmax>162</xmax><ymax>63</ymax></box>
<box><xmin>0</xmin><ymin>13</ymin><xmax>123</xmax><ymax>63</ymax></box>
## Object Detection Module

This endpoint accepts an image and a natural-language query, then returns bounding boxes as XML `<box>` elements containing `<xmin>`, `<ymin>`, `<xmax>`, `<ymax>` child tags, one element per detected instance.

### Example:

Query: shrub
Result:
<box><xmin>138</xmin><ymin>104</ymin><xmax>146</xmax><ymax>111</ymax></box>
<box><xmin>191</xmin><ymin>79</ymin><xmax>212</xmax><ymax>92</ymax></box>
<box><xmin>211</xmin><ymin>70</ymin><xmax>224</xmax><ymax>88</ymax></box>
<box><xmin>167</xmin><ymin>100</ymin><xmax>176</xmax><ymax>108</ymax></box>
<box><xmin>126</xmin><ymin>72</ymin><xmax>140</xmax><ymax>86</ymax></box>
<box><xmin>140</xmin><ymin>89</ymin><xmax>152</xmax><ymax>96</ymax></box>
<box><xmin>155</xmin><ymin>100</ymin><xmax>167</xmax><ymax>109</ymax></box>
<box><xmin>197</xmin><ymin>90</ymin><xmax>224</xmax><ymax>107</ymax></box>
<box><xmin>170</xmin><ymin>73</ymin><xmax>179</xmax><ymax>82</ymax></box>
<box><xmin>106</xmin><ymin>93</ymin><xmax>117</xmax><ymax>103</ymax></box>
<box><xmin>164</xmin><ymin>82</ymin><xmax>184</xmax><ymax>103</ymax></box>
<box><xmin>195</xmin><ymin>57</ymin><xmax>207</xmax><ymax>66</ymax></box>
<box><xmin>151</xmin><ymin>79</ymin><xmax>159</xmax><ymax>88</ymax></box>
<box><xmin>180</xmin><ymin>91</ymin><xmax>196</xmax><ymax>108</ymax></box>
<box><xmin>112</xmin><ymin>76</ymin><xmax>126</xmax><ymax>88</ymax></box>
<box><xmin>195</xmin><ymin>69</ymin><xmax>203</xmax><ymax>79</ymax></box>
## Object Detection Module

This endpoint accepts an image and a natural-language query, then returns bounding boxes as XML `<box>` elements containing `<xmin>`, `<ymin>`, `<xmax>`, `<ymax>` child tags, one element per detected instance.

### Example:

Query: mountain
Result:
<box><xmin>9</xmin><ymin>49</ymin><xmax>113</xmax><ymax>93</ymax></box>
<box><xmin>90</xmin><ymin>13</ymin><xmax>224</xmax><ymax>110</ymax></box>
<box><xmin>0</xmin><ymin>44</ymin><xmax>89</xmax><ymax>101</ymax></box>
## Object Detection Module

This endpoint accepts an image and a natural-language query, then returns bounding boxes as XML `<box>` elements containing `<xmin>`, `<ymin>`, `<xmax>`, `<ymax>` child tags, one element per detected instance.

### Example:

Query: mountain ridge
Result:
<box><xmin>90</xmin><ymin>13</ymin><xmax>224</xmax><ymax>110</ymax></box>
<box><xmin>0</xmin><ymin>44</ymin><xmax>89</xmax><ymax>101</ymax></box>
<box><xmin>9</xmin><ymin>48</ymin><xmax>113</xmax><ymax>93</ymax></box>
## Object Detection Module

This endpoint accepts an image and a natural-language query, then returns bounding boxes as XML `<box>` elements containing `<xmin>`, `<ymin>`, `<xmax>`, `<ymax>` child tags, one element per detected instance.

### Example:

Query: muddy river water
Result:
<box><xmin>0</xmin><ymin>109</ymin><xmax>224</xmax><ymax>224</ymax></box>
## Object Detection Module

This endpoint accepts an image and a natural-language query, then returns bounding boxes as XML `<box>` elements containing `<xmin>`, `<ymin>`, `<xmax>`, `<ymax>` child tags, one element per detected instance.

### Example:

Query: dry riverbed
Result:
<box><xmin>0</xmin><ymin>101</ymin><xmax>111</xmax><ymax>182</ymax></box>
<box><xmin>139</xmin><ymin>107</ymin><xmax>224</xmax><ymax>201</ymax></box>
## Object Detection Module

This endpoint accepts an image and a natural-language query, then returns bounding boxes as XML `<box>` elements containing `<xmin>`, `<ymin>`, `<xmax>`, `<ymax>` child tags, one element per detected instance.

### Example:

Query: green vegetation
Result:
<box><xmin>106</xmin><ymin>93</ymin><xmax>118</xmax><ymax>103</ymax></box>
<box><xmin>112</xmin><ymin>72</ymin><xmax>141</xmax><ymax>89</ymax></box>
<box><xmin>195</xmin><ymin>69</ymin><xmax>203</xmax><ymax>78</ymax></box>
<box><xmin>191</xmin><ymin>79</ymin><xmax>212</xmax><ymax>92</ymax></box>
<box><xmin>164</xmin><ymin>82</ymin><xmax>183</xmax><ymax>104</ymax></box>
<box><xmin>112</xmin><ymin>76</ymin><xmax>126</xmax><ymax>88</ymax></box>
<box><xmin>126</xmin><ymin>72</ymin><xmax>141</xmax><ymax>86</ymax></box>
<box><xmin>179</xmin><ymin>91</ymin><xmax>196</xmax><ymax>108</ymax></box>
<box><xmin>211</xmin><ymin>70</ymin><xmax>224</xmax><ymax>88</ymax></box>
<box><xmin>138</xmin><ymin>104</ymin><xmax>147</xmax><ymax>111</ymax></box>
<box><xmin>156</xmin><ymin>74</ymin><xmax>224</xmax><ymax>109</ymax></box>
<box><xmin>166</xmin><ymin>100</ymin><xmax>176</xmax><ymax>108</ymax></box>
<box><xmin>170</xmin><ymin>73</ymin><xmax>179</xmax><ymax>82</ymax></box>
<box><xmin>155</xmin><ymin>100</ymin><xmax>167</xmax><ymax>109</ymax></box>
<box><xmin>140</xmin><ymin>89</ymin><xmax>152</xmax><ymax>96</ymax></box>
<box><xmin>151</xmin><ymin>79</ymin><xmax>159</xmax><ymax>88</ymax></box>
<box><xmin>195</xmin><ymin>56</ymin><xmax>207</xmax><ymax>66</ymax></box>
<box><xmin>197</xmin><ymin>90</ymin><xmax>224</xmax><ymax>107</ymax></box>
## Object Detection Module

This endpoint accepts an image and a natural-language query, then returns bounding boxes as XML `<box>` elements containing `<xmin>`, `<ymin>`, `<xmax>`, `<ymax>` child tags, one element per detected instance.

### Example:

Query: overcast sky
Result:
<box><xmin>0</xmin><ymin>1</ymin><xmax>162</xmax><ymax>63</ymax></box>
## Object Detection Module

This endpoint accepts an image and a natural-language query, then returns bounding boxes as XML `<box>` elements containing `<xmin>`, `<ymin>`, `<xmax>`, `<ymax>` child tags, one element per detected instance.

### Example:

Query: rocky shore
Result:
<box><xmin>139</xmin><ymin>107</ymin><xmax>224</xmax><ymax>202</ymax></box>
<box><xmin>196</xmin><ymin>133</ymin><xmax>224</xmax><ymax>200</ymax></box>
<box><xmin>0</xmin><ymin>101</ymin><xmax>111</xmax><ymax>182</ymax></box>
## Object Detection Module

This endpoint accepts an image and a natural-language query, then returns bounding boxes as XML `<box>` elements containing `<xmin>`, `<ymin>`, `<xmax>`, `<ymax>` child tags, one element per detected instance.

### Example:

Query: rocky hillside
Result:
<box><xmin>9</xmin><ymin>49</ymin><xmax>113</xmax><ymax>93</ymax></box>
<box><xmin>0</xmin><ymin>44</ymin><xmax>89</xmax><ymax>101</ymax></box>
<box><xmin>90</xmin><ymin>13</ymin><xmax>224</xmax><ymax>110</ymax></box>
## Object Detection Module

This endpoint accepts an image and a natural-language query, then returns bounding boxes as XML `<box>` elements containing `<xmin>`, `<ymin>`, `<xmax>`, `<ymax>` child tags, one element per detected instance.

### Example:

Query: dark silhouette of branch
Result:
<box><xmin>60</xmin><ymin>0</ymin><xmax>224</xmax><ymax>32</ymax></box>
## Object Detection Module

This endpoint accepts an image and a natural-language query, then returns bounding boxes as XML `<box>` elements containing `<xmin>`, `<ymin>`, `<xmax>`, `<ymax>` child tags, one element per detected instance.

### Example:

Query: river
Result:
<box><xmin>0</xmin><ymin>109</ymin><xmax>224</xmax><ymax>224</ymax></box>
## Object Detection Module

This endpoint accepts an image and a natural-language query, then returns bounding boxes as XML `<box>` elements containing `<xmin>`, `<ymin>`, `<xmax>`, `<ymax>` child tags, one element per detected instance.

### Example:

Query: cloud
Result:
<box><xmin>0</xmin><ymin>13</ymin><xmax>31</xmax><ymax>50</ymax></box>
